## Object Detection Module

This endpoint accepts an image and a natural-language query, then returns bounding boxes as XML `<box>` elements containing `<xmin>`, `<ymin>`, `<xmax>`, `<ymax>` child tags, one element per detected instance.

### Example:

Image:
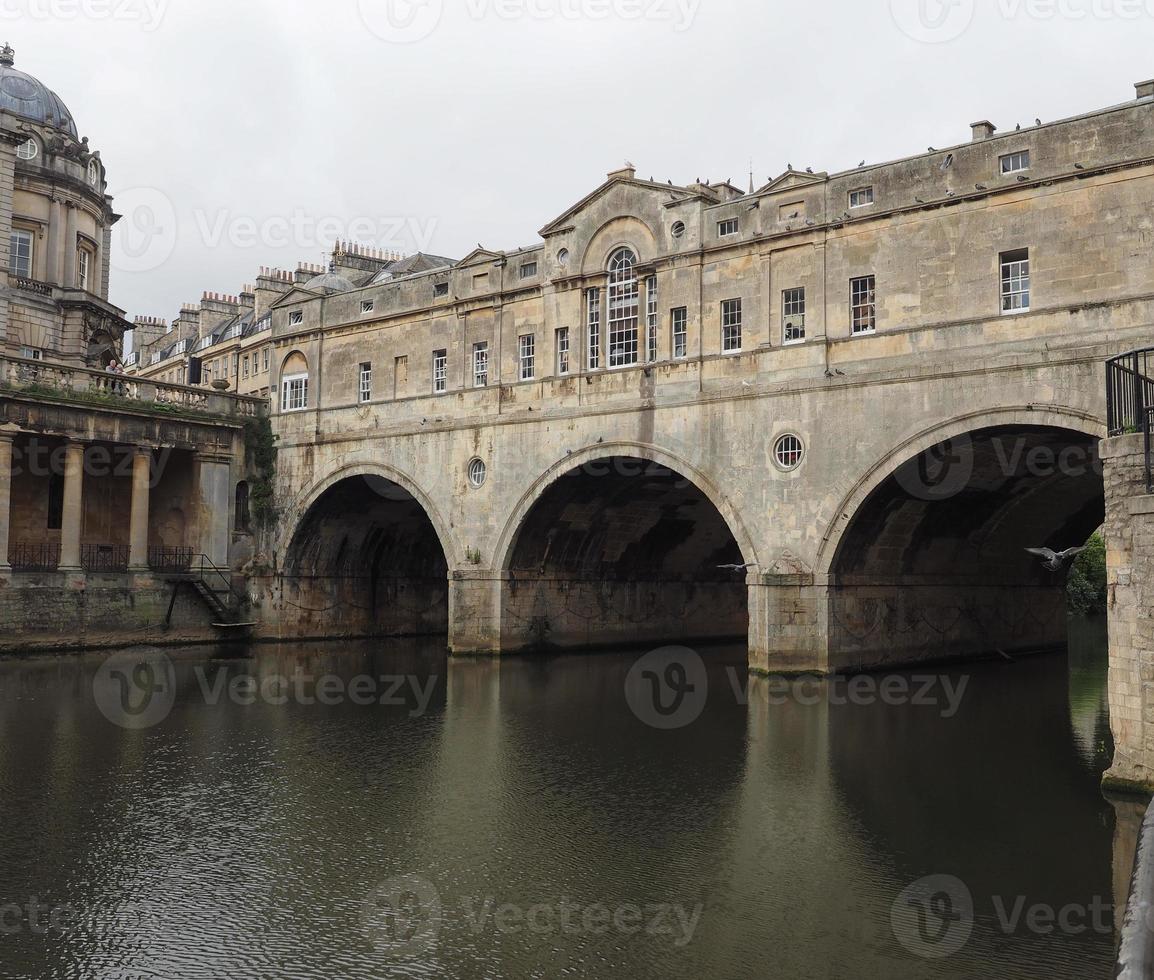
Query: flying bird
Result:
<box><xmin>1025</xmin><ymin>547</ymin><xmax>1086</xmax><ymax>571</ymax></box>
<box><xmin>717</xmin><ymin>563</ymin><xmax>758</xmax><ymax>572</ymax></box>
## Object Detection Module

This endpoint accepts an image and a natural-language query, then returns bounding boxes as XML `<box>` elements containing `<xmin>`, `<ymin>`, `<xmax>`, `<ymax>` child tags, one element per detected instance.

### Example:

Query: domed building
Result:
<box><xmin>0</xmin><ymin>43</ymin><xmax>128</xmax><ymax>368</ymax></box>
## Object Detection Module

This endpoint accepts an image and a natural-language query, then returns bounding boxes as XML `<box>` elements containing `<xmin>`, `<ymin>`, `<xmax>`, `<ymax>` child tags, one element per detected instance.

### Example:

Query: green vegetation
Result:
<box><xmin>1068</xmin><ymin>532</ymin><xmax>1107</xmax><ymax>617</ymax></box>
<box><xmin>244</xmin><ymin>415</ymin><xmax>279</xmax><ymax>529</ymax></box>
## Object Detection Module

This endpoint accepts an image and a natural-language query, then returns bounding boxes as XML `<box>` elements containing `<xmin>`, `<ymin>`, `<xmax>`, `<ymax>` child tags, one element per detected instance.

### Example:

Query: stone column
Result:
<box><xmin>63</xmin><ymin>204</ymin><xmax>78</xmax><ymax>288</ymax></box>
<box><xmin>128</xmin><ymin>448</ymin><xmax>152</xmax><ymax>572</ymax></box>
<box><xmin>45</xmin><ymin>198</ymin><xmax>62</xmax><ymax>283</ymax></box>
<box><xmin>58</xmin><ymin>441</ymin><xmax>85</xmax><ymax>572</ymax></box>
<box><xmin>195</xmin><ymin>453</ymin><xmax>233</xmax><ymax>568</ymax></box>
<box><xmin>0</xmin><ymin>434</ymin><xmax>13</xmax><ymax>574</ymax></box>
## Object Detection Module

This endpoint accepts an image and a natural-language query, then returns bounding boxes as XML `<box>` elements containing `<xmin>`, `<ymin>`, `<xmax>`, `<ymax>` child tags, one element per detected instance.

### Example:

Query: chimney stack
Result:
<box><xmin>1137</xmin><ymin>79</ymin><xmax>1154</xmax><ymax>100</ymax></box>
<box><xmin>971</xmin><ymin>120</ymin><xmax>996</xmax><ymax>141</ymax></box>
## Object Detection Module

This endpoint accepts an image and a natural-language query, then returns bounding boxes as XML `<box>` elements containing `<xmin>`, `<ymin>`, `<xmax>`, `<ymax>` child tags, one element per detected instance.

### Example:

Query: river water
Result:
<box><xmin>0</xmin><ymin>620</ymin><xmax>1123</xmax><ymax>979</ymax></box>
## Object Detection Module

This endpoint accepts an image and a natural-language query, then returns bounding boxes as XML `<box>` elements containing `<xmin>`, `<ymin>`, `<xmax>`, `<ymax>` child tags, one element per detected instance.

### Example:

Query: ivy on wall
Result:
<box><xmin>244</xmin><ymin>416</ymin><xmax>279</xmax><ymax>529</ymax></box>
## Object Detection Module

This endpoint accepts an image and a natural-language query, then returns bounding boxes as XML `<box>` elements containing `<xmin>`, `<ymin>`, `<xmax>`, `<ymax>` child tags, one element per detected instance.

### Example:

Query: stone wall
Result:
<box><xmin>0</xmin><ymin>573</ymin><xmax>221</xmax><ymax>653</ymax></box>
<box><xmin>1102</xmin><ymin>433</ymin><xmax>1154</xmax><ymax>792</ymax></box>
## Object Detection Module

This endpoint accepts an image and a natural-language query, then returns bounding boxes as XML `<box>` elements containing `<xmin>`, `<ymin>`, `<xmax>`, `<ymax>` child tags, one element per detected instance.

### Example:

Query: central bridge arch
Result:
<box><xmin>496</xmin><ymin>443</ymin><xmax>758</xmax><ymax>653</ymax></box>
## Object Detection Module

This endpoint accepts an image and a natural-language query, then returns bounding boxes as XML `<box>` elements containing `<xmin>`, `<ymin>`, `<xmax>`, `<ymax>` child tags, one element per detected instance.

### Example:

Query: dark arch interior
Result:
<box><xmin>829</xmin><ymin>425</ymin><xmax>1104</xmax><ymax>668</ymax></box>
<box><xmin>282</xmin><ymin>476</ymin><xmax>448</xmax><ymax>638</ymax></box>
<box><xmin>503</xmin><ymin>457</ymin><xmax>748</xmax><ymax>651</ymax></box>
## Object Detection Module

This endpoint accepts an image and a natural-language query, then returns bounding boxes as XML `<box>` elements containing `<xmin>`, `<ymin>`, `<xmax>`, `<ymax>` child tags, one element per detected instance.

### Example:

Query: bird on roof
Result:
<box><xmin>806</xmin><ymin>167</ymin><xmax>813</xmax><ymax>173</ymax></box>
<box><xmin>915</xmin><ymin>197</ymin><xmax>925</xmax><ymax>203</ymax></box>
<box><xmin>928</xmin><ymin>146</ymin><xmax>936</xmax><ymax>152</ymax></box>
<box><xmin>787</xmin><ymin>163</ymin><xmax>793</xmax><ymax>170</ymax></box>
<box><xmin>1074</xmin><ymin>163</ymin><xmax>1085</xmax><ymax>170</ymax></box>
<box><xmin>1015</xmin><ymin>123</ymin><xmax>1021</xmax><ymax>131</ymax></box>
<box><xmin>975</xmin><ymin>183</ymin><xmax>988</xmax><ymax>190</ymax></box>
<box><xmin>1035</xmin><ymin>118</ymin><xmax>1042</xmax><ymax>126</ymax></box>
<box><xmin>859</xmin><ymin>160</ymin><xmax>866</xmax><ymax>167</ymax></box>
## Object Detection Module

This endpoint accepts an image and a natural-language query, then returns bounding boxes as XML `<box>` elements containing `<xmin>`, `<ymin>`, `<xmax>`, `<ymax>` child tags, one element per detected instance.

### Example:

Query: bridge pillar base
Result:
<box><xmin>449</xmin><ymin>569</ymin><xmax>505</xmax><ymax>656</ymax></box>
<box><xmin>748</xmin><ymin>576</ymin><xmax>831</xmax><ymax>675</ymax></box>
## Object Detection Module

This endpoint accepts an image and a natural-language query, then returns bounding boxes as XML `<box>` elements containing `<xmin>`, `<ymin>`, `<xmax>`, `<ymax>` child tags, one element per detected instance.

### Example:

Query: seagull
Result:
<box><xmin>1026</xmin><ymin>547</ymin><xmax>1086</xmax><ymax>571</ymax></box>
<box><xmin>717</xmin><ymin>563</ymin><xmax>758</xmax><ymax>572</ymax></box>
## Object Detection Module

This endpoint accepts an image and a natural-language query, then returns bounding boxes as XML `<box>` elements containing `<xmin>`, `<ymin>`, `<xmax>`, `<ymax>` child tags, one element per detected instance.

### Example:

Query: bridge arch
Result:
<box><xmin>815</xmin><ymin>406</ymin><xmax>1106</xmax><ymax>669</ymax></box>
<box><xmin>496</xmin><ymin>442</ymin><xmax>757</xmax><ymax>652</ymax></box>
<box><xmin>276</xmin><ymin>462</ymin><xmax>457</xmax><ymax>640</ymax></box>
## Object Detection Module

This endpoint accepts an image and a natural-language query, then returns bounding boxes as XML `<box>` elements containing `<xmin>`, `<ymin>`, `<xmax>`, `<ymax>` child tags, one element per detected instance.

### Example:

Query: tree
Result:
<box><xmin>1067</xmin><ymin>532</ymin><xmax>1107</xmax><ymax>617</ymax></box>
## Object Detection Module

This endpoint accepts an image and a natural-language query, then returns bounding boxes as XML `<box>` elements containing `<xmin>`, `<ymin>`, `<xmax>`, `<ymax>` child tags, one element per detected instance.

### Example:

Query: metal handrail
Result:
<box><xmin>9</xmin><ymin>542</ymin><xmax>61</xmax><ymax>571</ymax></box>
<box><xmin>190</xmin><ymin>554</ymin><xmax>249</xmax><ymax>609</ymax></box>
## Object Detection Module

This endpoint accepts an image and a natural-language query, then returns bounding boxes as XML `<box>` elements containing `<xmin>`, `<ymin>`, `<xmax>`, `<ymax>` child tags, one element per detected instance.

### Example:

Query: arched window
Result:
<box><xmin>607</xmin><ymin>248</ymin><xmax>639</xmax><ymax>367</ymax></box>
<box><xmin>235</xmin><ymin>481</ymin><xmax>251</xmax><ymax>532</ymax></box>
<box><xmin>281</xmin><ymin>351</ymin><xmax>310</xmax><ymax>412</ymax></box>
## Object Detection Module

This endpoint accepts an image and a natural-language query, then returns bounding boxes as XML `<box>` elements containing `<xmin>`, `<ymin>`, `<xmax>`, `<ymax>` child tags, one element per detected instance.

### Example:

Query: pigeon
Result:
<box><xmin>975</xmin><ymin>183</ymin><xmax>988</xmax><ymax>190</ymax></box>
<box><xmin>1016</xmin><ymin>123</ymin><xmax>1021</xmax><ymax>131</ymax></box>
<box><xmin>1035</xmin><ymin>117</ymin><xmax>1042</xmax><ymax>126</ymax></box>
<box><xmin>806</xmin><ymin>167</ymin><xmax>814</xmax><ymax>173</ymax></box>
<box><xmin>928</xmin><ymin>146</ymin><xmax>936</xmax><ymax>152</ymax></box>
<box><xmin>859</xmin><ymin>160</ymin><xmax>866</xmax><ymax>167</ymax></box>
<box><xmin>915</xmin><ymin>196</ymin><xmax>925</xmax><ymax>203</ymax></box>
<box><xmin>1025</xmin><ymin>547</ymin><xmax>1086</xmax><ymax>571</ymax></box>
<box><xmin>1074</xmin><ymin>163</ymin><xmax>1085</xmax><ymax>170</ymax></box>
<box><xmin>717</xmin><ymin>563</ymin><xmax>758</xmax><ymax>572</ymax></box>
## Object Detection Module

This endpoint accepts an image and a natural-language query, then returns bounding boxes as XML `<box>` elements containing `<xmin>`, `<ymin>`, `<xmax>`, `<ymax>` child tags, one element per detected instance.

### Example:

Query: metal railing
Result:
<box><xmin>81</xmin><ymin>544</ymin><xmax>129</xmax><ymax>573</ymax></box>
<box><xmin>148</xmin><ymin>546</ymin><xmax>195</xmax><ymax>573</ymax></box>
<box><xmin>9</xmin><ymin>542</ymin><xmax>61</xmax><ymax>571</ymax></box>
<box><xmin>1107</xmin><ymin>347</ymin><xmax>1154</xmax><ymax>493</ymax></box>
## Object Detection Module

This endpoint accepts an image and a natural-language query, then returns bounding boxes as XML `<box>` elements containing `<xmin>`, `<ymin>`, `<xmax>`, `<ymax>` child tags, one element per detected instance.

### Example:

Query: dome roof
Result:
<box><xmin>305</xmin><ymin>272</ymin><xmax>355</xmax><ymax>295</ymax></box>
<box><xmin>0</xmin><ymin>45</ymin><xmax>78</xmax><ymax>139</ymax></box>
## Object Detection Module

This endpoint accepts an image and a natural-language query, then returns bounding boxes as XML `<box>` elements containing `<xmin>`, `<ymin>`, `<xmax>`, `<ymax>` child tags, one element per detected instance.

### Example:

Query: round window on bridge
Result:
<box><xmin>467</xmin><ymin>458</ymin><xmax>487</xmax><ymax>489</ymax></box>
<box><xmin>774</xmin><ymin>434</ymin><xmax>805</xmax><ymax>471</ymax></box>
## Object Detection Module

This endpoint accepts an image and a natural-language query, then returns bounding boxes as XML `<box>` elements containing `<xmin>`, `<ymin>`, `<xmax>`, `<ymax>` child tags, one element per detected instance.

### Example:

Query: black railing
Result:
<box><xmin>1107</xmin><ymin>347</ymin><xmax>1154</xmax><ymax>493</ymax></box>
<box><xmin>9</xmin><ymin>542</ymin><xmax>61</xmax><ymax>571</ymax></box>
<box><xmin>81</xmin><ymin>544</ymin><xmax>130</xmax><ymax>573</ymax></box>
<box><xmin>148</xmin><ymin>546</ymin><xmax>195</xmax><ymax>573</ymax></box>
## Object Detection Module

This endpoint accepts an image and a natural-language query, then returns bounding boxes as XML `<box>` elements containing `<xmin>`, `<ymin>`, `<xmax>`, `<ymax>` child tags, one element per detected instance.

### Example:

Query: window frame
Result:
<box><xmin>358</xmin><ymin>361</ymin><xmax>373</xmax><ymax>403</ymax></box>
<box><xmin>77</xmin><ymin>247</ymin><xmax>91</xmax><ymax>292</ymax></box>
<box><xmin>1000</xmin><ymin>150</ymin><xmax>1031</xmax><ymax>175</ymax></box>
<box><xmin>556</xmin><ymin>327</ymin><xmax>570</xmax><ymax>376</ymax></box>
<box><xmin>645</xmin><ymin>276</ymin><xmax>658</xmax><ymax>363</ymax></box>
<box><xmin>848</xmin><ymin>186</ymin><xmax>874</xmax><ymax>209</ymax></box>
<box><xmin>717</xmin><ymin>217</ymin><xmax>740</xmax><ymax>238</ymax></box>
<box><xmin>850</xmin><ymin>275</ymin><xmax>877</xmax><ymax>335</ymax></box>
<box><xmin>288</xmin><ymin>310</ymin><xmax>304</xmax><ymax>327</ymax></box>
<box><xmin>9</xmin><ymin>229</ymin><xmax>33</xmax><ymax>278</ymax></box>
<box><xmin>519</xmin><ymin>261</ymin><xmax>538</xmax><ymax>280</ymax></box>
<box><xmin>607</xmin><ymin>248</ymin><xmax>639</xmax><ymax>368</ymax></box>
<box><xmin>783</xmin><ymin>287</ymin><xmax>806</xmax><ymax>345</ymax></box>
<box><xmin>281</xmin><ymin>372</ymin><xmax>309</xmax><ymax>412</ymax></box>
<box><xmin>434</xmin><ymin>281</ymin><xmax>449</xmax><ymax>298</ymax></box>
<box><xmin>433</xmin><ymin>349</ymin><xmax>448</xmax><ymax>393</ymax></box>
<box><xmin>16</xmin><ymin>137</ymin><xmax>37</xmax><ymax>161</ymax></box>
<box><xmin>360</xmin><ymin>299</ymin><xmax>375</xmax><ymax>315</ymax></box>
<box><xmin>721</xmin><ymin>298</ymin><xmax>743</xmax><ymax>353</ymax></box>
<box><xmin>671</xmin><ymin>307</ymin><xmax>688</xmax><ymax>359</ymax></box>
<box><xmin>518</xmin><ymin>333</ymin><xmax>536</xmax><ymax>381</ymax></box>
<box><xmin>586</xmin><ymin>287</ymin><xmax>602</xmax><ymax>370</ymax></box>
<box><xmin>1000</xmin><ymin>248</ymin><xmax>1031</xmax><ymax>315</ymax></box>
<box><xmin>473</xmin><ymin>341</ymin><xmax>489</xmax><ymax>388</ymax></box>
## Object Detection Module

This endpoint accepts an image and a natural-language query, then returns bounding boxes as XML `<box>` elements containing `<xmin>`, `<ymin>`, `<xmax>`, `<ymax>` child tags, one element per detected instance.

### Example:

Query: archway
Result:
<box><xmin>282</xmin><ymin>474</ymin><xmax>449</xmax><ymax>639</ymax></box>
<box><xmin>825</xmin><ymin>423</ymin><xmax>1104</xmax><ymax>670</ymax></box>
<box><xmin>500</xmin><ymin>454</ymin><xmax>751</xmax><ymax>652</ymax></box>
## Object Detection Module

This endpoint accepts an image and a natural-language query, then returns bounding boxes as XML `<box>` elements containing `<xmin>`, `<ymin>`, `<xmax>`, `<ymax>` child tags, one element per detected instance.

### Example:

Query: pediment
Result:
<box><xmin>270</xmin><ymin>286</ymin><xmax>322</xmax><ymax>308</ymax></box>
<box><xmin>756</xmin><ymin>170</ymin><xmax>828</xmax><ymax>195</ymax></box>
<box><xmin>540</xmin><ymin>175</ymin><xmax>697</xmax><ymax>238</ymax></box>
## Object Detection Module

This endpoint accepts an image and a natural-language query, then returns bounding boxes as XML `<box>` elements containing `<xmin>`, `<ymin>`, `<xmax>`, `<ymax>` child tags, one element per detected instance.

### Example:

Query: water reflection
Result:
<box><xmin>0</xmin><ymin>622</ymin><xmax>1119</xmax><ymax>979</ymax></box>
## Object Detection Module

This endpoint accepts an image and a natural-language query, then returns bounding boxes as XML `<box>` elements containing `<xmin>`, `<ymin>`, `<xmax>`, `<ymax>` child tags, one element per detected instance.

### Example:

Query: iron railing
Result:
<box><xmin>1107</xmin><ymin>347</ymin><xmax>1154</xmax><ymax>493</ymax></box>
<box><xmin>148</xmin><ymin>546</ymin><xmax>195</xmax><ymax>573</ymax></box>
<box><xmin>9</xmin><ymin>542</ymin><xmax>61</xmax><ymax>571</ymax></box>
<box><xmin>81</xmin><ymin>544</ymin><xmax>130</xmax><ymax>573</ymax></box>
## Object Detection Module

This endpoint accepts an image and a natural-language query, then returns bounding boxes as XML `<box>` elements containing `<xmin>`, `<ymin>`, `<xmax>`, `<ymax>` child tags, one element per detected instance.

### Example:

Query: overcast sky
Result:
<box><xmin>9</xmin><ymin>0</ymin><xmax>1153</xmax><ymax>334</ymax></box>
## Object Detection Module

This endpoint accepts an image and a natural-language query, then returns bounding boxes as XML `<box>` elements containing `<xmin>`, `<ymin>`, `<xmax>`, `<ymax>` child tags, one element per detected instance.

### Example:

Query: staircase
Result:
<box><xmin>166</xmin><ymin>555</ymin><xmax>253</xmax><ymax>631</ymax></box>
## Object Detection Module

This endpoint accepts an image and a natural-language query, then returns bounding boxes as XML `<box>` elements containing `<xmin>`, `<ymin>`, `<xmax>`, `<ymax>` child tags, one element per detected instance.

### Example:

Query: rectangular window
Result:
<box><xmin>288</xmin><ymin>310</ymin><xmax>304</xmax><ymax>327</ymax></box>
<box><xmin>433</xmin><ymin>349</ymin><xmax>448</xmax><ymax>393</ymax></box>
<box><xmin>645</xmin><ymin>277</ymin><xmax>658</xmax><ymax>362</ymax></box>
<box><xmin>242</xmin><ymin>355</ymin><xmax>250</xmax><ymax>379</ymax></box>
<box><xmin>556</xmin><ymin>327</ymin><xmax>570</xmax><ymax>375</ymax></box>
<box><xmin>851</xmin><ymin>275</ymin><xmax>876</xmax><ymax>334</ymax></box>
<box><xmin>473</xmin><ymin>342</ymin><xmax>489</xmax><ymax>388</ymax></box>
<box><xmin>78</xmin><ymin>248</ymin><xmax>91</xmax><ymax>290</ymax></box>
<box><xmin>1000</xmin><ymin>150</ymin><xmax>1031</xmax><ymax>174</ymax></box>
<box><xmin>263</xmin><ymin>347</ymin><xmax>270</xmax><ymax>372</ymax></box>
<box><xmin>722</xmin><ymin>299</ymin><xmax>742</xmax><ymax>352</ymax></box>
<box><xmin>718</xmin><ymin>217</ymin><xmax>740</xmax><ymax>238</ymax></box>
<box><xmin>282</xmin><ymin>374</ymin><xmax>309</xmax><ymax>412</ymax></box>
<box><xmin>434</xmin><ymin>282</ymin><xmax>449</xmax><ymax>298</ymax></box>
<box><xmin>671</xmin><ymin>307</ymin><xmax>688</xmax><ymax>359</ymax></box>
<box><xmin>586</xmin><ymin>288</ymin><xmax>601</xmax><ymax>370</ymax></box>
<box><xmin>1000</xmin><ymin>248</ymin><xmax>1030</xmax><ymax>314</ymax></box>
<box><xmin>849</xmin><ymin>186</ymin><xmax>874</xmax><ymax>208</ymax></box>
<box><xmin>359</xmin><ymin>362</ymin><xmax>373</xmax><ymax>403</ymax></box>
<box><xmin>361</xmin><ymin>300</ymin><xmax>375</xmax><ymax>314</ymax></box>
<box><xmin>519</xmin><ymin>334</ymin><xmax>535</xmax><ymax>380</ymax></box>
<box><xmin>783</xmin><ymin>287</ymin><xmax>806</xmax><ymax>344</ymax></box>
<box><xmin>519</xmin><ymin>261</ymin><xmax>538</xmax><ymax>280</ymax></box>
<box><xmin>9</xmin><ymin>230</ymin><xmax>32</xmax><ymax>277</ymax></box>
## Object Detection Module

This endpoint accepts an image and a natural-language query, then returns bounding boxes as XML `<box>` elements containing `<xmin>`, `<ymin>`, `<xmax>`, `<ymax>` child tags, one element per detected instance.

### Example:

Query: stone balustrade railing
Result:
<box><xmin>0</xmin><ymin>354</ymin><xmax>264</xmax><ymax>419</ymax></box>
